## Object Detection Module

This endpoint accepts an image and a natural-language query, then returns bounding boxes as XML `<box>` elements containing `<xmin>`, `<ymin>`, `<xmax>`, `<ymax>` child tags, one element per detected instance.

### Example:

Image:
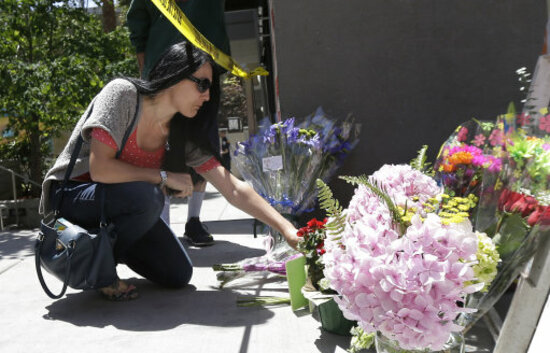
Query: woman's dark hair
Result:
<box><xmin>163</xmin><ymin>71</ymin><xmax>222</xmax><ymax>174</ymax></box>
<box><xmin>126</xmin><ymin>41</ymin><xmax>221</xmax><ymax>174</ymax></box>
<box><xmin>126</xmin><ymin>42</ymin><xmax>213</xmax><ymax>97</ymax></box>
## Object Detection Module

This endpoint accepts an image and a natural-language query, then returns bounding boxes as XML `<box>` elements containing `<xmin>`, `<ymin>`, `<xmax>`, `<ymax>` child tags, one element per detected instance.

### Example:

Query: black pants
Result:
<box><xmin>221</xmin><ymin>155</ymin><xmax>231</xmax><ymax>171</ymax></box>
<box><xmin>51</xmin><ymin>181</ymin><xmax>193</xmax><ymax>288</ymax></box>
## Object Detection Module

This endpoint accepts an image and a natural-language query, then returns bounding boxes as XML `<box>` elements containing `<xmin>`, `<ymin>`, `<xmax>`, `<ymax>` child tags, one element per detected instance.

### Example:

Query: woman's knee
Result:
<box><xmin>166</xmin><ymin>265</ymin><xmax>193</xmax><ymax>289</ymax></box>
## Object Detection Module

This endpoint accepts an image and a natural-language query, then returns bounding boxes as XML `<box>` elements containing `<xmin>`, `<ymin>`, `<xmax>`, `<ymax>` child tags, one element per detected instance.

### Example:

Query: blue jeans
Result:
<box><xmin>51</xmin><ymin>181</ymin><xmax>193</xmax><ymax>288</ymax></box>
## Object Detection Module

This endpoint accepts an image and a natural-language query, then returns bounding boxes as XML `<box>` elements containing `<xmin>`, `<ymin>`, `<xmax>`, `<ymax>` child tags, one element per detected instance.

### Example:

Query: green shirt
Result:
<box><xmin>127</xmin><ymin>0</ymin><xmax>230</xmax><ymax>78</ymax></box>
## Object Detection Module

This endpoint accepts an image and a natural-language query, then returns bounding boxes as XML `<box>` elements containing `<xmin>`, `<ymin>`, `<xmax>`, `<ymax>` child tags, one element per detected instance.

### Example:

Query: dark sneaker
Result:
<box><xmin>184</xmin><ymin>217</ymin><xmax>214</xmax><ymax>246</ymax></box>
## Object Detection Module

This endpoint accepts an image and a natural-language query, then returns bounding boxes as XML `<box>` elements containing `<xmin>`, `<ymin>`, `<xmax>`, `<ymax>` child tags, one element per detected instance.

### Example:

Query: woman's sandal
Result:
<box><xmin>98</xmin><ymin>279</ymin><xmax>139</xmax><ymax>302</ymax></box>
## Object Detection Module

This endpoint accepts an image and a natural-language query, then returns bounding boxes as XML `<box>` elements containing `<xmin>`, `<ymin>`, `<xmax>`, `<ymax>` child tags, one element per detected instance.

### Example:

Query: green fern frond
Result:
<box><xmin>338</xmin><ymin>174</ymin><xmax>370</xmax><ymax>186</ymax></box>
<box><xmin>410</xmin><ymin>145</ymin><xmax>429</xmax><ymax>171</ymax></box>
<box><xmin>340</xmin><ymin>175</ymin><xmax>406</xmax><ymax>229</ymax></box>
<box><xmin>316</xmin><ymin>179</ymin><xmax>346</xmax><ymax>235</ymax></box>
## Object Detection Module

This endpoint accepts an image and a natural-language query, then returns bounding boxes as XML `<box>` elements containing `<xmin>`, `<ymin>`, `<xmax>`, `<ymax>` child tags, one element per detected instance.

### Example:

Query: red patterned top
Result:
<box><xmin>194</xmin><ymin>156</ymin><xmax>221</xmax><ymax>174</ymax></box>
<box><xmin>74</xmin><ymin>128</ymin><xmax>220</xmax><ymax>181</ymax></box>
<box><xmin>92</xmin><ymin>127</ymin><xmax>164</xmax><ymax>168</ymax></box>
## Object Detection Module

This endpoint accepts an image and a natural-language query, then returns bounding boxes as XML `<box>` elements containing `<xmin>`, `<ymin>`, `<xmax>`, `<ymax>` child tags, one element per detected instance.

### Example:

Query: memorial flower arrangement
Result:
<box><xmin>459</xmin><ymin>120</ymin><xmax>550</xmax><ymax>331</ymax></box>
<box><xmin>215</xmin><ymin>109</ymin><xmax>357</xmax><ymax>292</ymax></box>
<box><xmin>296</xmin><ymin>217</ymin><xmax>331</xmax><ymax>292</ymax></box>
<box><xmin>316</xmin><ymin>161</ymin><xmax>499</xmax><ymax>351</ymax></box>
<box><xmin>232</xmin><ymin>108</ymin><xmax>358</xmax><ymax>218</ymax></box>
<box><xmin>433</xmin><ymin>119</ymin><xmax>506</xmax><ymax>235</ymax></box>
<box><xmin>435</xmin><ymin>142</ymin><xmax>502</xmax><ymax>198</ymax></box>
<box><xmin>212</xmin><ymin>242</ymin><xmax>300</xmax><ymax>288</ymax></box>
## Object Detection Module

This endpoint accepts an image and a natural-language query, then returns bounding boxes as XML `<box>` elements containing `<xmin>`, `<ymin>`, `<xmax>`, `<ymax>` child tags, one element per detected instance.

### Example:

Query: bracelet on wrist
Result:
<box><xmin>159</xmin><ymin>170</ymin><xmax>168</xmax><ymax>188</ymax></box>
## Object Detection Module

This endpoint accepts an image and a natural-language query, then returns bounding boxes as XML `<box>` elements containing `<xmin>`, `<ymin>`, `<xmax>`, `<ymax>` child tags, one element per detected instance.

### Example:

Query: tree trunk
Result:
<box><xmin>28</xmin><ymin>115</ymin><xmax>42</xmax><ymax>197</ymax></box>
<box><xmin>101</xmin><ymin>0</ymin><xmax>116</xmax><ymax>33</ymax></box>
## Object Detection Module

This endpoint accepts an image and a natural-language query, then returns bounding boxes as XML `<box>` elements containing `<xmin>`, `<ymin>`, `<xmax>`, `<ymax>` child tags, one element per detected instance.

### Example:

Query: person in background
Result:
<box><xmin>219</xmin><ymin>128</ymin><xmax>231</xmax><ymax>171</ymax></box>
<box><xmin>127</xmin><ymin>0</ymin><xmax>230</xmax><ymax>246</ymax></box>
<box><xmin>40</xmin><ymin>43</ymin><xmax>299</xmax><ymax>301</ymax></box>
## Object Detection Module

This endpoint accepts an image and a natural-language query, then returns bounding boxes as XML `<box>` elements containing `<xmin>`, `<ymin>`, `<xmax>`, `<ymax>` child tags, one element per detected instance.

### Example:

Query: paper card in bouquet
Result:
<box><xmin>262</xmin><ymin>155</ymin><xmax>283</xmax><ymax>171</ymax></box>
<box><xmin>285</xmin><ymin>255</ymin><xmax>308</xmax><ymax>310</ymax></box>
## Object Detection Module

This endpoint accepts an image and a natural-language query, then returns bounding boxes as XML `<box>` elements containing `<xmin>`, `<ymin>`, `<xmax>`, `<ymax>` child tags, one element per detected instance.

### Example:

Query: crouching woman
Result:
<box><xmin>40</xmin><ymin>42</ymin><xmax>299</xmax><ymax>301</ymax></box>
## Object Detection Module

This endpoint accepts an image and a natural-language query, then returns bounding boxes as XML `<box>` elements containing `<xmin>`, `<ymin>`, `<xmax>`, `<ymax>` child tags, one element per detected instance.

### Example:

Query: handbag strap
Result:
<box><xmin>53</xmin><ymin>92</ymin><xmax>140</xmax><ymax>215</ymax></box>
<box><xmin>35</xmin><ymin>239</ymin><xmax>73</xmax><ymax>299</ymax></box>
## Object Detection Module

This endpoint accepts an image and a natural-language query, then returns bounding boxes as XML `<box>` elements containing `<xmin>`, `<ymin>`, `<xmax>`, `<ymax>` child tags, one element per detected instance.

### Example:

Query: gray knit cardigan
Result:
<box><xmin>40</xmin><ymin>79</ymin><xmax>211</xmax><ymax>215</ymax></box>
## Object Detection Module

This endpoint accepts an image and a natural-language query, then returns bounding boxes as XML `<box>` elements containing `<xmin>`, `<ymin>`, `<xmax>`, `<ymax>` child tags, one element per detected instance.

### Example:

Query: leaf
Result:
<box><xmin>340</xmin><ymin>175</ymin><xmax>406</xmax><ymax>229</ymax></box>
<box><xmin>0</xmin><ymin>0</ymin><xmax>138</xmax><ymax>196</ymax></box>
<box><xmin>316</xmin><ymin>179</ymin><xmax>346</xmax><ymax>235</ymax></box>
<box><xmin>493</xmin><ymin>213</ymin><xmax>529</xmax><ymax>260</ymax></box>
<box><xmin>410</xmin><ymin>145</ymin><xmax>430</xmax><ymax>171</ymax></box>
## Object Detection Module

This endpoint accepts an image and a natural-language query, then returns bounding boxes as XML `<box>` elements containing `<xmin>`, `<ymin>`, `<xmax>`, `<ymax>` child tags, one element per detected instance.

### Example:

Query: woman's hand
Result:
<box><xmin>201</xmin><ymin>165</ymin><xmax>304</xmax><ymax>250</ymax></box>
<box><xmin>282</xmin><ymin>225</ymin><xmax>301</xmax><ymax>250</ymax></box>
<box><xmin>166</xmin><ymin>172</ymin><xmax>194</xmax><ymax>197</ymax></box>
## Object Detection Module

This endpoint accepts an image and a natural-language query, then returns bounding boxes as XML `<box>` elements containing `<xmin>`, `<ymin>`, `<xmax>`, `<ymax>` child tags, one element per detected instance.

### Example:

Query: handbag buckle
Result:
<box><xmin>68</xmin><ymin>240</ymin><xmax>77</xmax><ymax>249</ymax></box>
<box><xmin>55</xmin><ymin>239</ymin><xmax>76</xmax><ymax>252</ymax></box>
<box><xmin>38</xmin><ymin>232</ymin><xmax>45</xmax><ymax>241</ymax></box>
<box><xmin>56</xmin><ymin>239</ymin><xmax>66</xmax><ymax>252</ymax></box>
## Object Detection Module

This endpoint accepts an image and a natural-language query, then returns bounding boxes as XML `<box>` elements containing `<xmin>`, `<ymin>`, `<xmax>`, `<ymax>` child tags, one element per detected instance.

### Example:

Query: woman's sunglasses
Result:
<box><xmin>188</xmin><ymin>75</ymin><xmax>212</xmax><ymax>93</ymax></box>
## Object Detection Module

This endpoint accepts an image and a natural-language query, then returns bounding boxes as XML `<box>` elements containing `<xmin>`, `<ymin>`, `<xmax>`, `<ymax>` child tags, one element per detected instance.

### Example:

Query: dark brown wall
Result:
<box><xmin>271</xmin><ymin>0</ymin><xmax>547</xmax><ymax>206</ymax></box>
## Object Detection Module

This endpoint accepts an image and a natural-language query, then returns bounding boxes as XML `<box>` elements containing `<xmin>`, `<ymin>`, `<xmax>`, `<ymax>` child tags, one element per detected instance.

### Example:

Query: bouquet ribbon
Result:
<box><xmin>150</xmin><ymin>0</ymin><xmax>268</xmax><ymax>79</ymax></box>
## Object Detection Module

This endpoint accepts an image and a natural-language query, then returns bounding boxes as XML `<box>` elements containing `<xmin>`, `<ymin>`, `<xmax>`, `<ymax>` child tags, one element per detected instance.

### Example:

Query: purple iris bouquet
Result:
<box><xmin>233</xmin><ymin>107</ymin><xmax>359</xmax><ymax>218</ymax></box>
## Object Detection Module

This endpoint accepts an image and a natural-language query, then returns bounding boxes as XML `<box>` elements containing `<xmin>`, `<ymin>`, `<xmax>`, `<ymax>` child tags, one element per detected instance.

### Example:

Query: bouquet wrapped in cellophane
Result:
<box><xmin>433</xmin><ymin>119</ymin><xmax>505</xmax><ymax>232</ymax></box>
<box><xmin>212</xmin><ymin>241</ymin><xmax>301</xmax><ymax>288</ymax></box>
<box><xmin>214</xmin><ymin>108</ymin><xmax>358</xmax><ymax>289</ymax></box>
<box><xmin>233</xmin><ymin>107</ymin><xmax>359</xmax><ymax>219</ymax></box>
<box><xmin>213</xmin><ymin>241</ymin><xmax>302</xmax><ymax>306</ymax></box>
<box><xmin>430</xmin><ymin>110</ymin><xmax>550</xmax><ymax>332</ymax></box>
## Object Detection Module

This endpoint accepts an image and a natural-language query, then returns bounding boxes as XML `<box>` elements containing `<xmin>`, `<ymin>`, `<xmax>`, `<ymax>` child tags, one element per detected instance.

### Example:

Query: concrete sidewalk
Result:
<box><xmin>0</xmin><ymin>184</ymin><xmax>494</xmax><ymax>353</ymax></box>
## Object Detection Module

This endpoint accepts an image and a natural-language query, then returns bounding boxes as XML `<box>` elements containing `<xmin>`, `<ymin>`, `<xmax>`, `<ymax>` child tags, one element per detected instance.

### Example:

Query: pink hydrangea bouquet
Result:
<box><xmin>317</xmin><ymin>164</ymin><xmax>492</xmax><ymax>351</ymax></box>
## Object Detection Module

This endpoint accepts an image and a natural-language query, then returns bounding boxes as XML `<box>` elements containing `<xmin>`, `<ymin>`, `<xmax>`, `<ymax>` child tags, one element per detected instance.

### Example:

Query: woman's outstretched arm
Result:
<box><xmin>201</xmin><ymin>165</ymin><xmax>300</xmax><ymax>249</ymax></box>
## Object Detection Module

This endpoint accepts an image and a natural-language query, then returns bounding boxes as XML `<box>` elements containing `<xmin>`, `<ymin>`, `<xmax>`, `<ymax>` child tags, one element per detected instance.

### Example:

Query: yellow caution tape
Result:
<box><xmin>150</xmin><ymin>0</ymin><xmax>268</xmax><ymax>79</ymax></box>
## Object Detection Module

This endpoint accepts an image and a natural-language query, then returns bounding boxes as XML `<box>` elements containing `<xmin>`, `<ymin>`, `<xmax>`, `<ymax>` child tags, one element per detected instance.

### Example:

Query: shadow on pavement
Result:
<box><xmin>314</xmin><ymin>327</ymin><xmax>352</xmax><ymax>353</ymax></box>
<box><xmin>173</xmin><ymin>219</ymin><xmax>258</xmax><ymax>237</ymax></box>
<box><xmin>201</xmin><ymin>219</ymin><xmax>256</xmax><ymax>235</ymax></box>
<box><xmin>183</xmin><ymin>239</ymin><xmax>266</xmax><ymax>268</ymax></box>
<box><xmin>43</xmin><ymin>278</ymin><xmax>275</xmax><ymax>331</ymax></box>
<box><xmin>0</xmin><ymin>229</ymin><xmax>36</xmax><ymax>259</ymax></box>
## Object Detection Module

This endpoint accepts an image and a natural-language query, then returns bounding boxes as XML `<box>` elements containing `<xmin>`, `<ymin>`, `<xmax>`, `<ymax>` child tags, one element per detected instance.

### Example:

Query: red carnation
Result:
<box><xmin>306</xmin><ymin>217</ymin><xmax>326</xmax><ymax>230</ymax></box>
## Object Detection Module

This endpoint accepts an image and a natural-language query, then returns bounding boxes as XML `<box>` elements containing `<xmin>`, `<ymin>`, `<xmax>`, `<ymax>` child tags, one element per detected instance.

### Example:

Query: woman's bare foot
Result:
<box><xmin>98</xmin><ymin>279</ymin><xmax>139</xmax><ymax>301</ymax></box>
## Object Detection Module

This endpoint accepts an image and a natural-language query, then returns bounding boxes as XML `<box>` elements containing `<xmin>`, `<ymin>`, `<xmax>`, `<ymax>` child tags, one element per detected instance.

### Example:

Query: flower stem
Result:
<box><xmin>212</xmin><ymin>264</ymin><xmax>243</xmax><ymax>271</ymax></box>
<box><xmin>236</xmin><ymin>296</ymin><xmax>291</xmax><ymax>307</ymax></box>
